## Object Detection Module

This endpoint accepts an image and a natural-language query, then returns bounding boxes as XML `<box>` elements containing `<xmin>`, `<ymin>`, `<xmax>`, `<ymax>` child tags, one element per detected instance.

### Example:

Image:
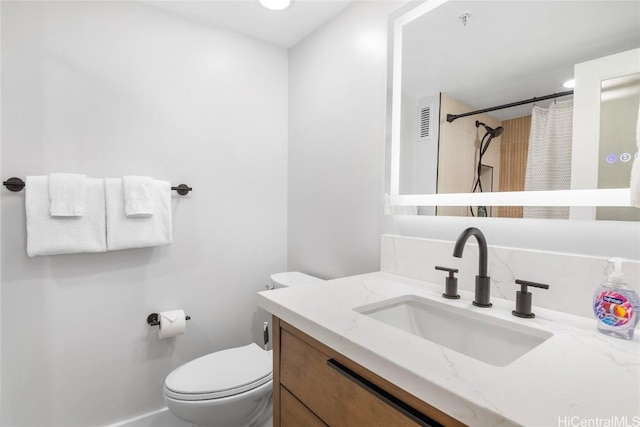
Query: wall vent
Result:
<box><xmin>416</xmin><ymin>93</ymin><xmax>440</xmax><ymax>143</ymax></box>
<box><xmin>419</xmin><ymin>106</ymin><xmax>431</xmax><ymax>139</ymax></box>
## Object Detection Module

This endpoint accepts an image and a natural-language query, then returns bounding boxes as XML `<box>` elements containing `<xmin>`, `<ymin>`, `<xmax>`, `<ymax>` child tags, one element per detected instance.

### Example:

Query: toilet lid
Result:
<box><xmin>164</xmin><ymin>343</ymin><xmax>273</xmax><ymax>401</ymax></box>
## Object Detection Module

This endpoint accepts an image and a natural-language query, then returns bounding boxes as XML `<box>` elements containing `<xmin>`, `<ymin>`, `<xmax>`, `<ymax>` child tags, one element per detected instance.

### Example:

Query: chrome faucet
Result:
<box><xmin>453</xmin><ymin>227</ymin><xmax>492</xmax><ymax>307</ymax></box>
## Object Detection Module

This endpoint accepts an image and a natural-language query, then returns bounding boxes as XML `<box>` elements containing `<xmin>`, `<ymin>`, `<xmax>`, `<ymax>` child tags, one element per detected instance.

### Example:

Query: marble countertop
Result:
<box><xmin>257</xmin><ymin>271</ymin><xmax>640</xmax><ymax>427</ymax></box>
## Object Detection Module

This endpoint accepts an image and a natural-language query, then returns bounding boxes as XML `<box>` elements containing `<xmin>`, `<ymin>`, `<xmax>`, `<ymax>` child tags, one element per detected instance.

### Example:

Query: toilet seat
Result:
<box><xmin>164</xmin><ymin>343</ymin><xmax>273</xmax><ymax>401</ymax></box>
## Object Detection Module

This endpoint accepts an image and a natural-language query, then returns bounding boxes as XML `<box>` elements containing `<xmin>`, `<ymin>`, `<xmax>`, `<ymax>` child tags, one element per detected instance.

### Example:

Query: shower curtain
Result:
<box><xmin>523</xmin><ymin>98</ymin><xmax>574</xmax><ymax>219</ymax></box>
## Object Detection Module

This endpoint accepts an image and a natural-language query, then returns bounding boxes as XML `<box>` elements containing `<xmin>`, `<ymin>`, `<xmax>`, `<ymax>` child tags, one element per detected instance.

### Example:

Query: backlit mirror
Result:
<box><xmin>389</xmin><ymin>0</ymin><xmax>640</xmax><ymax>218</ymax></box>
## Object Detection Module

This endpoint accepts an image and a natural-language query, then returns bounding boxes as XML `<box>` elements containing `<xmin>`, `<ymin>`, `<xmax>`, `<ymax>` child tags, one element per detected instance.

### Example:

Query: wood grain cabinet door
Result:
<box><xmin>280</xmin><ymin>386</ymin><xmax>327</xmax><ymax>427</ymax></box>
<box><xmin>280</xmin><ymin>328</ymin><xmax>440</xmax><ymax>427</ymax></box>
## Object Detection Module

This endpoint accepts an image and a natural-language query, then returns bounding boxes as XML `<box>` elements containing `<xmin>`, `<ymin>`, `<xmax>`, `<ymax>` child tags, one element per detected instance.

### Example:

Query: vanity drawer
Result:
<box><xmin>280</xmin><ymin>386</ymin><xmax>327</xmax><ymax>427</ymax></box>
<box><xmin>280</xmin><ymin>327</ymin><xmax>439</xmax><ymax>427</ymax></box>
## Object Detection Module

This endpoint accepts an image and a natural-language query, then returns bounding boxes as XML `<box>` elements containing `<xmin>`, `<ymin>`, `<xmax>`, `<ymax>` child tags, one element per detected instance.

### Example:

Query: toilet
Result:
<box><xmin>164</xmin><ymin>272</ymin><xmax>324</xmax><ymax>427</ymax></box>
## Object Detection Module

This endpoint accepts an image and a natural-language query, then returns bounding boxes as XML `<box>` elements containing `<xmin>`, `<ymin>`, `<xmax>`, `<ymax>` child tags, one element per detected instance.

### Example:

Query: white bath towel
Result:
<box><xmin>123</xmin><ymin>175</ymin><xmax>155</xmax><ymax>217</ymax></box>
<box><xmin>630</xmin><ymin>104</ymin><xmax>640</xmax><ymax>207</ymax></box>
<box><xmin>105</xmin><ymin>178</ymin><xmax>172</xmax><ymax>251</ymax></box>
<box><xmin>26</xmin><ymin>176</ymin><xmax>107</xmax><ymax>257</ymax></box>
<box><xmin>49</xmin><ymin>173</ymin><xmax>86</xmax><ymax>216</ymax></box>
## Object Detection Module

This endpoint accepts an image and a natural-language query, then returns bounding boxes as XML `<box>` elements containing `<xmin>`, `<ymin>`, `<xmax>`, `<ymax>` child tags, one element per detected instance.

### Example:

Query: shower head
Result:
<box><xmin>476</xmin><ymin>120</ymin><xmax>504</xmax><ymax>157</ymax></box>
<box><xmin>491</xmin><ymin>126</ymin><xmax>504</xmax><ymax>138</ymax></box>
<box><xmin>476</xmin><ymin>121</ymin><xmax>504</xmax><ymax>138</ymax></box>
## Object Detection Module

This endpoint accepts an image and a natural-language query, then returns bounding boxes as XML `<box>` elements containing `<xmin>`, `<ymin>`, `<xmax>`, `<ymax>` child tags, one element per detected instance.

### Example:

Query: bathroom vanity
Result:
<box><xmin>257</xmin><ymin>236</ymin><xmax>640</xmax><ymax>426</ymax></box>
<box><xmin>273</xmin><ymin>317</ymin><xmax>463</xmax><ymax>427</ymax></box>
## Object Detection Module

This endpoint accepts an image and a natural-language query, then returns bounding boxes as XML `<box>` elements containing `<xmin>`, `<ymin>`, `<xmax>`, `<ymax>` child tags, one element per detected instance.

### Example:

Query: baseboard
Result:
<box><xmin>106</xmin><ymin>407</ymin><xmax>193</xmax><ymax>427</ymax></box>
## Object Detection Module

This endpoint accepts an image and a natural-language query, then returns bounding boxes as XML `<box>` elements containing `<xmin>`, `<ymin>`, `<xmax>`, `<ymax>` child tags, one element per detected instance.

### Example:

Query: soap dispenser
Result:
<box><xmin>593</xmin><ymin>258</ymin><xmax>640</xmax><ymax>340</ymax></box>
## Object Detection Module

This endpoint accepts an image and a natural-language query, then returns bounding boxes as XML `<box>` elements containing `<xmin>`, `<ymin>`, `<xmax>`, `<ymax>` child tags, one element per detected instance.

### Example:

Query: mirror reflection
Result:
<box><xmin>596</xmin><ymin>73</ymin><xmax>640</xmax><ymax>221</ymax></box>
<box><xmin>394</xmin><ymin>0</ymin><xmax>640</xmax><ymax>219</ymax></box>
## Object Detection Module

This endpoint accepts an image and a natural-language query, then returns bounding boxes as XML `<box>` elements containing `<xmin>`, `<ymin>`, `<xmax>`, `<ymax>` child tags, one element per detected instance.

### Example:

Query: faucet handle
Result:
<box><xmin>435</xmin><ymin>266</ymin><xmax>460</xmax><ymax>299</ymax></box>
<box><xmin>512</xmin><ymin>279</ymin><xmax>550</xmax><ymax>318</ymax></box>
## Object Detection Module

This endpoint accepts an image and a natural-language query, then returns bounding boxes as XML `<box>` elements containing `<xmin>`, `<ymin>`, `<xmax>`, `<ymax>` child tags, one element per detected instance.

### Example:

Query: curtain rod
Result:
<box><xmin>446</xmin><ymin>90</ymin><xmax>574</xmax><ymax>123</ymax></box>
<box><xmin>2</xmin><ymin>177</ymin><xmax>193</xmax><ymax>195</ymax></box>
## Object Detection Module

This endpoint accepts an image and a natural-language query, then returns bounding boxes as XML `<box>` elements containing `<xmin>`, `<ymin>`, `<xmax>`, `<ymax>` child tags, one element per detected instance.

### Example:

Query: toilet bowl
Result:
<box><xmin>164</xmin><ymin>343</ymin><xmax>273</xmax><ymax>427</ymax></box>
<box><xmin>164</xmin><ymin>272</ymin><xmax>323</xmax><ymax>427</ymax></box>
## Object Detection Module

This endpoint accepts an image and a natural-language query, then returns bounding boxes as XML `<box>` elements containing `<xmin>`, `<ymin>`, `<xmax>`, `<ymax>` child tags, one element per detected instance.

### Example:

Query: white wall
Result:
<box><xmin>0</xmin><ymin>2</ymin><xmax>3</xmax><ymax>420</ymax></box>
<box><xmin>287</xmin><ymin>0</ymin><xmax>640</xmax><ymax>281</ymax></box>
<box><xmin>1</xmin><ymin>2</ymin><xmax>288</xmax><ymax>426</ymax></box>
<box><xmin>398</xmin><ymin>92</ymin><xmax>439</xmax><ymax>197</ymax></box>
<box><xmin>288</xmin><ymin>1</ymin><xmax>403</xmax><ymax>279</ymax></box>
<box><xmin>399</xmin><ymin>92</ymin><xmax>418</xmax><ymax>194</ymax></box>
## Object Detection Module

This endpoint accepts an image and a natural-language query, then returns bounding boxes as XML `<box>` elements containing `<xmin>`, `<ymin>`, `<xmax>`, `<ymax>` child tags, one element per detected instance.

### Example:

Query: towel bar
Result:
<box><xmin>3</xmin><ymin>177</ymin><xmax>193</xmax><ymax>195</ymax></box>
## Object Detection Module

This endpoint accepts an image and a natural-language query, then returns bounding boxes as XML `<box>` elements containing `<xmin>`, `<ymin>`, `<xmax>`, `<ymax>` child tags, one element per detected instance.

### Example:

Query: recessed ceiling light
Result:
<box><xmin>563</xmin><ymin>79</ymin><xmax>575</xmax><ymax>89</ymax></box>
<box><xmin>259</xmin><ymin>0</ymin><xmax>291</xmax><ymax>11</ymax></box>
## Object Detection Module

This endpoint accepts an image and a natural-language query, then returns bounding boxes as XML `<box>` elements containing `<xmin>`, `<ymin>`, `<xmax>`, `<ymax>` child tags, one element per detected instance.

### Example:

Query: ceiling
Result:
<box><xmin>145</xmin><ymin>0</ymin><xmax>354</xmax><ymax>48</ymax></box>
<box><xmin>400</xmin><ymin>1</ymin><xmax>640</xmax><ymax>121</ymax></box>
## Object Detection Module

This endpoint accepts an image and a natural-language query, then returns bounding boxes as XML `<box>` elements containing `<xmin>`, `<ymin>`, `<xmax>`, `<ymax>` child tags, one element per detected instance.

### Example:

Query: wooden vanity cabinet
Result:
<box><xmin>272</xmin><ymin>317</ymin><xmax>466</xmax><ymax>427</ymax></box>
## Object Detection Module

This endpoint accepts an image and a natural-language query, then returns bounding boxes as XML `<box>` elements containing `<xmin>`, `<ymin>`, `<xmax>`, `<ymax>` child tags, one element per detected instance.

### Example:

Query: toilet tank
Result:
<box><xmin>268</xmin><ymin>272</ymin><xmax>324</xmax><ymax>290</ymax></box>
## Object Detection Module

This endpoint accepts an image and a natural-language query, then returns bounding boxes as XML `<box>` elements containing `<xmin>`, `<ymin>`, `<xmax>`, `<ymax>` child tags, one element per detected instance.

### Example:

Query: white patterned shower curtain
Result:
<box><xmin>523</xmin><ymin>98</ymin><xmax>574</xmax><ymax>219</ymax></box>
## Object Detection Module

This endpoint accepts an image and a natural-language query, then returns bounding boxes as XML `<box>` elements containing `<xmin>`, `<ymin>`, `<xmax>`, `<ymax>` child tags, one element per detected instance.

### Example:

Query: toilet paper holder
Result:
<box><xmin>147</xmin><ymin>312</ymin><xmax>191</xmax><ymax>327</ymax></box>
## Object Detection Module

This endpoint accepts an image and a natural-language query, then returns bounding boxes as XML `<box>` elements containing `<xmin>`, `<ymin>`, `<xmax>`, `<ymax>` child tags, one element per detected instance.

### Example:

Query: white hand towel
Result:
<box><xmin>105</xmin><ymin>178</ymin><xmax>172</xmax><ymax>251</ymax></box>
<box><xmin>123</xmin><ymin>176</ymin><xmax>155</xmax><ymax>217</ymax></box>
<box><xmin>26</xmin><ymin>176</ymin><xmax>107</xmax><ymax>257</ymax></box>
<box><xmin>49</xmin><ymin>173</ymin><xmax>86</xmax><ymax>216</ymax></box>
<box><xmin>630</xmin><ymin>104</ymin><xmax>640</xmax><ymax>207</ymax></box>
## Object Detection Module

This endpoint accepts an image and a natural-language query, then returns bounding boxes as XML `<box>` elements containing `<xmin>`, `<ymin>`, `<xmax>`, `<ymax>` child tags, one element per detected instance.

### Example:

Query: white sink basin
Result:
<box><xmin>354</xmin><ymin>295</ymin><xmax>553</xmax><ymax>367</ymax></box>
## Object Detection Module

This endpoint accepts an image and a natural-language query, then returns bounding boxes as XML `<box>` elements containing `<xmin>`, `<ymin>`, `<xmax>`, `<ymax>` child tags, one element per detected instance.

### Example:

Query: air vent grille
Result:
<box><xmin>417</xmin><ymin>94</ymin><xmax>440</xmax><ymax>143</ymax></box>
<box><xmin>420</xmin><ymin>106</ymin><xmax>431</xmax><ymax>139</ymax></box>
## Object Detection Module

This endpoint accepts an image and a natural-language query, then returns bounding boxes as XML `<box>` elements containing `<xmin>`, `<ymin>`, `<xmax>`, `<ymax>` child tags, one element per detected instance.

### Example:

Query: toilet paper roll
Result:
<box><xmin>158</xmin><ymin>309</ymin><xmax>186</xmax><ymax>339</ymax></box>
